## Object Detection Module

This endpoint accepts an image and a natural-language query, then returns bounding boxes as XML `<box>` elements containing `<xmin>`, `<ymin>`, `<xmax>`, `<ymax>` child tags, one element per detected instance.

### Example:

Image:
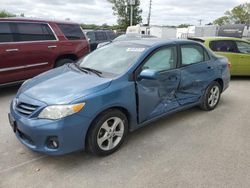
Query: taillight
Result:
<box><xmin>228</xmin><ymin>61</ymin><xmax>231</xmax><ymax>69</ymax></box>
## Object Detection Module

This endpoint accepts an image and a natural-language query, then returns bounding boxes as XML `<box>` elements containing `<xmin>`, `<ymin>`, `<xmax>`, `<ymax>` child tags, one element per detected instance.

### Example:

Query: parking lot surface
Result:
<box><xmin>0</xmin><ymin>78</ymin><xmax>250</xmax><ymax>188</ymax></box>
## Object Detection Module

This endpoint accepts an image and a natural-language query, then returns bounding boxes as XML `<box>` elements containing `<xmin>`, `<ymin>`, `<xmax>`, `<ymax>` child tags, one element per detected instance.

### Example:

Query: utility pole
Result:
<box><xmin>147</xmin><ymin>0</ymin><xmax>152</xmax><ymax>26</ymax></box>
<box><xmin>129</xmin><ymin>0</ymin><xmax>136</xmax><ymax>26</ymax></box>
<box><xmin>198</xmin><ymin>19</ymin><xmax>203</xmax><ymax>26</ymax></box>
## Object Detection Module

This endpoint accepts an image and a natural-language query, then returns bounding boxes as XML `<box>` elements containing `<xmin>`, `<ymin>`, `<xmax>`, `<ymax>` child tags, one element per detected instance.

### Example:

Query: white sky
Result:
<box><xmin>0</xmin><ymin>0</ymin><xmax>248</xmax><ymax>26</ymax></box>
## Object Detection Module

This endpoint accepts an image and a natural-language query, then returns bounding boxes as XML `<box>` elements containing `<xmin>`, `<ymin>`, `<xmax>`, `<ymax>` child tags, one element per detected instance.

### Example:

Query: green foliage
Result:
<box><xmin>107</xmin><ymin>0</ymin><xmax>143</xmax><ymax>30</ymax></box>
<box><xmin>213</xmin><ymin>3</ymin><xmax>250</xmax><ymax>26</ymax></box>
<box><xmin>0</xmin><ymin>10</ymin><xmax>15</xmax><ymax>18</ymax></box>
<box><xmin>177</xmin><ymin>24</ymin><xmax>193</xmax><ymax>28</ymax></box>
<box><xmin>213</xmin><ymin>16</ymin><xmax>230</xmax><ymax>26</ymax></box>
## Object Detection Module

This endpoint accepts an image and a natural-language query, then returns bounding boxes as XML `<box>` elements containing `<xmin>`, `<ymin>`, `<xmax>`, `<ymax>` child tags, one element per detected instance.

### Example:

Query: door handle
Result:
<box><xmin>207</xmin><ymin>66</ymin><xmax>213</xmax><ymax>69</ymax></box>
<box><xmin>168</xmin><ymin>76</ymin><xmax>177</xmax><ymax>81</ymax></box>
<box><xmin>5</xmin><ymin>49</ymin><xmax>19</xmax><ymax>52</ymax></box>
<box><xmin>48</xmin><ymin>45</ymin><xmax>57</xmax><ymax>49</ymax></box>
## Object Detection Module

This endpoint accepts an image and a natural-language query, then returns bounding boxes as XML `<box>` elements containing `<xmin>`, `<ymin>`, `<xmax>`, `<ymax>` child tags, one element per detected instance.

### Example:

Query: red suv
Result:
<box><xmin>0</xmin><ymin>18</ymin><xmax>89</xmax><ymax>86</ymax></box>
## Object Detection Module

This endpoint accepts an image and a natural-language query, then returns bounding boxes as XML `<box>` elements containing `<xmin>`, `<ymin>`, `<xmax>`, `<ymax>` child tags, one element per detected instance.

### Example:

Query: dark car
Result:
<box><xmin>9</xmin><ymin>39</ymin><xmax>230</xmax><ymax>156</ymax></box>
<box><xmin>97</xmin><ymin>33</ymin><xmax>157</xmax><ymax>48</ymax></box>
<box><xmin>0</xmin><ymin>18</ymin><xmax>90</xmax><ymax>86</ymax></box>
<box><xmin>83</xmin><ymin>30</ymin><xmax>116</xmax><ymax>51</ymax></box>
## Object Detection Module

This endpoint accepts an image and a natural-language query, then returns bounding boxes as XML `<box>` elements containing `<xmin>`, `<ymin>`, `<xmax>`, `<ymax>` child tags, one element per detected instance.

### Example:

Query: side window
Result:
<box><xmin>86</xmin><ymin>32</ymin><xmax>95</xmax><ymax>42</ymax></box>
<box><xmin>142</xmin><ymin>47</ymin><xmax>177</xmax><ymax>72</ymax></box>
<box><xmin>58</xmin><ymin>24</ymin><xmax>85</xmax><ymax>40</ymax></box>
<box><xmin>0</xmin><ymin>22</ymin><xmax>13</xmax><ymax>42</ymax></box>
<box><xmin>181</xmin><ymin>44</ymin><xmax>207</xmax><ymax>65</ymax></box>
<box><xmin>107</xmin><ymin>31</ymin><xmax>116</xmax><ymax>40</ymax></box>
<box><xmin>15</xmin><ymin>23</ymin><xmax>56</xmax><ymax>42</ymax></box>
<box><xmin>209</xmin><ymin>40</ymin><xmax>237</xmax><ymax>53</ymax></box>
<box><xmin>95</xmin><ymin>32</ymin><xmax>107</xmax><ymax>41</ymax></box>
<box><xmin>41</xmin><ymin>24</ymin><xmax>56</xmax><ymax>40</ymax></box>
<box><xmin>236</xmin><ymin>41</ymin><xmax>250</xmax><ymax>54</ymax></box>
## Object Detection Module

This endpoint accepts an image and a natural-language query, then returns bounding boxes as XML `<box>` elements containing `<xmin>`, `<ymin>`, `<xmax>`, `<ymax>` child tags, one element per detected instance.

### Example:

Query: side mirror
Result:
<box><xmin>139</xmin><ymin>69</ymin><xmax>158</xmax><ymax>80</ymax></box>
<box><xmin>88</xmin><ymin>38</ymin><xmax>91</xmax><ymax>43</ymax></box>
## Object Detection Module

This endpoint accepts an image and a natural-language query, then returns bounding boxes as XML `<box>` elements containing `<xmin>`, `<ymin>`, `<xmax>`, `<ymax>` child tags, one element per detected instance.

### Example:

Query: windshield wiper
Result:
<box><xmin>80</xmin><ymin>67</ymin><xmax>103</xmax><ymax>77</ymax></box>
<box><xmin>71</xmin><ymin>63</ymin><xmax>102</xmax><ymax>77</ymax></box>
<box><xmin>71</xmin><ymin>63</ymin><xmax>88</xmax><ymax>74</ymax></box>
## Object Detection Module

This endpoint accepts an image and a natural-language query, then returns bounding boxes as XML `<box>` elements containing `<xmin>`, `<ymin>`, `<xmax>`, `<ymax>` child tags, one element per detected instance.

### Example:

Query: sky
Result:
<box><xmin>0</xmin><ymin>0</ymin><xmax>248</xmax><ymax>26</ymax></box>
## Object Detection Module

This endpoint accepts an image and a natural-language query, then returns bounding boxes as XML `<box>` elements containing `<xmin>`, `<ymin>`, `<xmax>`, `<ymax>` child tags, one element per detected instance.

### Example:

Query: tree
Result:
<box><xmin>0</xmin><ymin>10</ymin><xmax>15</xmax><ymax>18</ymax></box>
<box><xmin>225</xmin><ymin>3</ymin><xmax>250</xmax><ymax>25</ymax></box>
<box><xmin>213</xmin><ymin>16</ymin><xmax>230</xmax><ymax>26</ymax></box>
<box><xmin>108</xmin><ymin>0</ymin><xmax>142</xmax><ymax>30</ymax></box>
<box><xmin>213</xmin><ymin>3</ymin><xmax>250</xmax><ymax>26</ymax></box>
<box><xmin>177</xmin><ymin>24</ymin><xmax>192</xmax><ymax>28</ymax></box>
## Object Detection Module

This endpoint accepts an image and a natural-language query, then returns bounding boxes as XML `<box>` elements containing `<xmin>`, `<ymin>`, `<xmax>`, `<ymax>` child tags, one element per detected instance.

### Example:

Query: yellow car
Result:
<box><xmin>189</xmin><ymin>37</ymin><xmax>250</xmax><ymax>76</ymax></box>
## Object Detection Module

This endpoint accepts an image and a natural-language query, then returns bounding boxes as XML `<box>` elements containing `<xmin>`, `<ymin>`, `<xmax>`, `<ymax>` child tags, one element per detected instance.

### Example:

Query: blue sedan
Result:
<box><xmin>9</xmin><ymin>39</ymin><xmax>230</xmax><ymax>156</ymax></box>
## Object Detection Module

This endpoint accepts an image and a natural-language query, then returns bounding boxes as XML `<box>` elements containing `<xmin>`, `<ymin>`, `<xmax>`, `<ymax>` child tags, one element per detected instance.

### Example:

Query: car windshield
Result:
<box><xmin>78</xmin><ymin>42</ymin><xmax>147</xmax><ymax>75</ymax></box>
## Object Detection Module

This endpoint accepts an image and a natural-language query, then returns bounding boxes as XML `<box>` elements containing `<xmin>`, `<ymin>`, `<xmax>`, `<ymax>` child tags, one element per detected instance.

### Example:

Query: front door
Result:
<box><xmin>235</xmin><ymin>40</ymin><xmax>250</xmax><ymax>75</ymax></box>
<box><xmin>136</xmin><ymin>46</ymin><xmax>181</xmax><ymax>123</ymax></box>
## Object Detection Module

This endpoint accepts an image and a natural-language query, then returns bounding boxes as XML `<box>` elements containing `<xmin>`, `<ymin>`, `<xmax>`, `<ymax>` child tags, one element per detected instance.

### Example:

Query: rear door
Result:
<box><xmin>136</xmin><ymin>46</ymin><xmax>181</xmax><ymax>123</ymax></box>
<box><xmin>0</xmin><ymin>22</ymin><xmax>17</xmax><ymax>84</ymax></box>
<box><xmin>235</xmin><ymin>40</ymin><xmax>250</xmax><ymax>75</ymax></box>
<box><xmin>0</xmin><ymin>21</ymin><xmax>58</xmax><ymax>84</ymax></box>
<box><xmin>177</xmin><ymin>43</ymin><xmax>215</xmax><ymax>105</ymax></box>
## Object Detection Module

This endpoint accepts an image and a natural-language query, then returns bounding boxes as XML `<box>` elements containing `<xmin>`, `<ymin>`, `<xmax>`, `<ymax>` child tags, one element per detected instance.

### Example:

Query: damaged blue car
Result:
<box><xmin>9</xmin><ymin>39</ymin><xmax>230</xmax><ymax>156</ymax></box>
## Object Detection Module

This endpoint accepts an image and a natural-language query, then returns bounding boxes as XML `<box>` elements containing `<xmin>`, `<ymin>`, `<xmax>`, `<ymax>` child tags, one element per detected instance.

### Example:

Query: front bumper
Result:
<box><xmin>9</xmin><ymin>101</ymin><xmax>92</xmax><ymax>155</ymax></box>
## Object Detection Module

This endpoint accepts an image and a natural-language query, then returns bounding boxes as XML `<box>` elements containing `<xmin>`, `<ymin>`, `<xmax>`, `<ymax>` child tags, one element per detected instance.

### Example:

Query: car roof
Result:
<box><xmin>189</xmin><ymin>36</ymin><xmax>246</xmax><ymax>41</ymax></box>
<box><xmin>115</xmin><ymin>38</ymin><xmax>198</xmax><ymax>47</ymax></box>
<box><xmin>0</xmin><ymin>17</ymin><xmax>79</xmax><ymax>25</ymax></box>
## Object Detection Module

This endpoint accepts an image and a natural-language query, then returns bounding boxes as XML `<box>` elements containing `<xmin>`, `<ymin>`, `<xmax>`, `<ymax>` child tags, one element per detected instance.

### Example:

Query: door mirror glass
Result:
<box><xmin>139</xmin><ymin>69</ymin><xmax>158</xmax><ymax>80</ymax></box>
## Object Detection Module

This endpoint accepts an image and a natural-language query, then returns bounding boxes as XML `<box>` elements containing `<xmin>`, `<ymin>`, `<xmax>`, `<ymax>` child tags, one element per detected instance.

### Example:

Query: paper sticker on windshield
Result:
<box><xmin>127</xmin><ymin>48</ymin><xmax>145</xmax><ymax>52</ymax></box>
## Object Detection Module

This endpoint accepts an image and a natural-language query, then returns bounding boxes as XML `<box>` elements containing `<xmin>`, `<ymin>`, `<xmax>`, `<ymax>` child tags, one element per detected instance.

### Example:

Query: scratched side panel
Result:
<box><xmin>176</xmin><ymin>62</ymin><xmax>216</xmax><ymax>105</ymax></box>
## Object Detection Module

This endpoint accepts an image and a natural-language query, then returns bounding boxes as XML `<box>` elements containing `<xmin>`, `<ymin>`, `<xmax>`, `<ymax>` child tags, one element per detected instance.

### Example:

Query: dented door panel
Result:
<box><xmin>177</xmin><ymin>62</ymin><xmax>216</xmax><ymax>105</ymax></box>
<box><xmin>137</xmin><ymin>69</ymin><xmax>181</xmax><ymax>123</ymax></box>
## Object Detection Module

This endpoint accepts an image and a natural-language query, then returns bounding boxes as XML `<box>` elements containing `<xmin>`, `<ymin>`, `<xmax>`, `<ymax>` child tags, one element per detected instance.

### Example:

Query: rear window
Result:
<box><xmin>181</xmin><ymin>44</ymin><xmax>210</xmax><ymax>65</ymax></box>
<box><xmin>15</xmin><ymin>23</ymin><xmax>56</xmax><ymax>42</ymax></box>
<box><xmin>0</xmin><ymin>22</ymin><xmax>13</xmax><ymax>42</ymax></box>
<box><xmin>209</xmin><ymin>40</ymin><xmax>237</xmax><ymax>53</ymax></box>
<box><xmin>58</xmin><ymin>24</ymin><xmax>85</xmax><ymax>40</ymax></box>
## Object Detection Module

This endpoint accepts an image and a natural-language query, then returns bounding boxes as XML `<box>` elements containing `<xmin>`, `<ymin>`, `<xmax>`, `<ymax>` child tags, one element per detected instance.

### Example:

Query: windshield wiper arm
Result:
<box><xmin>71</xmin><ymin>63</ymin><xmax>102</xmax><ymax>77</ymax></box>
<box><xmin>79</xmin><ymin>67</ymin><xmax>102</xmax><ymax>77</ymax></box>
<box><xmin>71</xmin><ymin>63</ymin><xmax>88</xmax><ymax>74</ymax></box>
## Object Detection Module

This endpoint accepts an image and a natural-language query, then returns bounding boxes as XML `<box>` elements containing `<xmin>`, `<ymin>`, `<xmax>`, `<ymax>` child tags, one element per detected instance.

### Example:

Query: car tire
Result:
<box><xmin>200</xmin><ymin>81</ymin><xmax>221</xmax><ymax>111</ymax></box>
<box><xmin>87</xmin><ymin>109</ymin><xmax>128</xmax><ymax>156</ymax></box>
<box><xmin>55</xmin><ymin>58</ymin><xmax>74</xmax><ymax>68</ymax></box>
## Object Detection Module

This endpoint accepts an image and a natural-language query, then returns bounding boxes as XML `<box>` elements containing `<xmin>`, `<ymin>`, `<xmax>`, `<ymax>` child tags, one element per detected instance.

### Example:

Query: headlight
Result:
<box><xmin>38</xmin><ymin>103</ymin><xmax>85</xmax><ymax>120</ymax></box>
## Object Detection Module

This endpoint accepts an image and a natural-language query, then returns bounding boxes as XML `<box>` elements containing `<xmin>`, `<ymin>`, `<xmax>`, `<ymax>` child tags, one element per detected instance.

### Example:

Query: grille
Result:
<box><xmin>16</xmin><ymin>102</ymin><xmax>39</xmax><ymax>116</ymax></box>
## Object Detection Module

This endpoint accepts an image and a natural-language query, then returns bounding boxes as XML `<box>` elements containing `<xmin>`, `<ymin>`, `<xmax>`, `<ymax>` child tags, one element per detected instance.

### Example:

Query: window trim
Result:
<box><xmin>0</xmin><ymin>21</ymin><xmax>58</xmax><ymax>44</ymax></box>
<box><xmin>134</xmin><ymin>45</ymin><xmax>179</xmax><ymax>79</ymax></box>
<box><xmin>180</xmin><ymin>43</ymin><xmax>210</xmax><ymax>67</ymax></box>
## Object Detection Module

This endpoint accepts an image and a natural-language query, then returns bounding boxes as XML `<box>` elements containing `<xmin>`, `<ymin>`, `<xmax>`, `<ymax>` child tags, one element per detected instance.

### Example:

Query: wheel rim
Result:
<box><xmin>208</xmin><ymin>85</ymin><xmax>220</xmax><ymax>107</ymax></box>
<box><xmin>97</xmin><ymin>117</ymin><xmax>125</xmax><ymax>151</ymax></box>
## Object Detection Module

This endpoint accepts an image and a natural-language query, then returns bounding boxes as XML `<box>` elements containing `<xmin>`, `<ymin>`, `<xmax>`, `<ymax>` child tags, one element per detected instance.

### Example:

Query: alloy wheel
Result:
<box><xmin>97</xmin><ymin>117</ymin><xmax>125</xmax><ymax>151</ymax></box>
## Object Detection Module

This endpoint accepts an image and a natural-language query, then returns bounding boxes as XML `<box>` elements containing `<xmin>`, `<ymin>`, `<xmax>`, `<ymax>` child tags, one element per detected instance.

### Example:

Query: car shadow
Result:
<box><xmin>0</xmin><ymin>85</ymin><xmax>21</xmax><ymax>98</ymax></box>
<box><xmin>231</xmin><ymin>76</ymin><xmax>250</xmax><ymax>81</ymax></box>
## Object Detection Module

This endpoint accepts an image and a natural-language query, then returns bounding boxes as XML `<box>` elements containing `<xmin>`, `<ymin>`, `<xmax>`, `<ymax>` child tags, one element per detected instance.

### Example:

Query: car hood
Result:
<box><xmin>18</xmin><ymin>65</ymin><xmax>112</xmax><ymax>104</ymax></box>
